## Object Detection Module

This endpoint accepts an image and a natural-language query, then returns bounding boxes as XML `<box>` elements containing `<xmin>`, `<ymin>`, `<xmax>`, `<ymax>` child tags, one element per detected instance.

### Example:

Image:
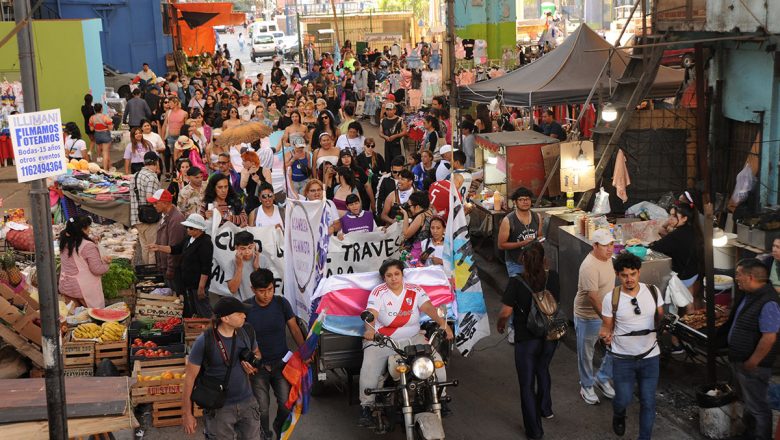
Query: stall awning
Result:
<box><xmin>458</xmin><ymin>24</ymin><xmax>685</xmax><ymax>107</ymax></box>
<box><xmin>171</xmin><ymin>3</ymin><xmax>245</xmax><ymax>56</ymax></box>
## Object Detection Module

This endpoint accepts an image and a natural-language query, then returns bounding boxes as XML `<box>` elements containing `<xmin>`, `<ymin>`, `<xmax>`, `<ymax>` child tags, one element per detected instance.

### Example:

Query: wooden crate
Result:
<box><xmin>135</xmin><ymin>293</ymin><xmax>183</xmax><ymax>321</ymax></box>
<box><xmin>0</xmin><ymin>295</ymin><xmax>41</xmax><ymax>346</ymax></box>
<box><xmin>152</xmin><ymin>400</ymin><xmax>203</xmax><ymax>428</ymax></box>
<box><xmin>184</xmin><ymin>318</ymin><xmax>210</xmax><ymax>351</ymax></box>
<box><xmin>95</xmin><ymin>340</ymin><xmax>128</xmax><ymax>373</ymax></box>
<box><xmin>62</xmin><ymin>339</ymin><xmax>95</xmax><ymax>368</ymax></box>
<box><xmin>64</xmin><ymin>366</ymin><xmax>94</xmax><ymax>377</ymax></box>
<box><xmin>130</xmin><ymin>360</ymin><xmax>187</xmax><ymax>405</ymax></box>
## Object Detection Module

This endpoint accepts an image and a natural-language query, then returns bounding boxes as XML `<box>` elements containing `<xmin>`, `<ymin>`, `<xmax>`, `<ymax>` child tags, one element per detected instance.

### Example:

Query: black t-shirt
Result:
<box><xmin>542</xmin><ymin>121</ymin><xmax>567</xmax><ymax>141</ymax></box>
<box><xmin>650</xmin><ymin>223</ymin><xmax>699</xmax><ymax>280</ymax></box>
<box><xmin>277</xmin><ymin>115</ymin><xmax>293</xmax><ymax>131</ymax></box>
<box><xmin>189</xmin><ymin>326</ymin><xmax>256</xmax><ymax>404</ymax></box>
<box><xmin>501</xmin><ymin>271</ymin><xmax>560</xmax><ymax>341</ymax></box>
<box><xmin>462</xmin><ymin>39</ymin><xmax>476</xmax><ymax>60</ymax></box>
<box><xmin>244</xmin><ymin>296</ymin><xmax>295</xmax><ymax>363</ymax></box>
<box><xmin>381</xmin><ymin>116</ymin><xmax>403</xmax><ymax>149</ymax></box>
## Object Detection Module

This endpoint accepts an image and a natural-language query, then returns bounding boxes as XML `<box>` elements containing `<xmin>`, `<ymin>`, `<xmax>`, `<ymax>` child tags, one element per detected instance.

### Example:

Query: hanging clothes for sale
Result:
<box><xmin>474</xmin><ymin>40</ymin><xmax>488</xmax><ymax>64</ymax></box>
<box><xmin>456</xmin><ymin>70</ymin><xmax>476</xmax><ymax>86</ymax></box>
<box><xmin>613</xmin><ymin>149</ymin><xmax>631</xmax><ymax>202</ymax></box>
<box><xmin>455</xmin><ymin>37</ymin><xmax>466</xmax><ymax>59</ymax></box>
<box><xmin>421</xmin><ymin>71</ymin><xmax>443</xmax><ymax>105</ymax></box>
<box><xmin>408</xmin><ymin>89</ymin><xmax>423</xmax><ymax>110</ymax></box>
<box><xmin>462</xmin><ymin>39</ymin><xmax>475</xmax><ymax>60</ymax></box>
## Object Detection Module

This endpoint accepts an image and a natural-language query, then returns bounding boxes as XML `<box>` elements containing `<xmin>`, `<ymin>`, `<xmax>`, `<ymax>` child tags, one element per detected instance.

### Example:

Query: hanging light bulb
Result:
<box><xmin>602</xmin><ymin>103</ymin><xmax>618</xmax><ymax>122</ymax></box>
<box><xmin>576</xmin><ymin>147</ymin><xmax>588</xmax><ymax>167</ymax></box>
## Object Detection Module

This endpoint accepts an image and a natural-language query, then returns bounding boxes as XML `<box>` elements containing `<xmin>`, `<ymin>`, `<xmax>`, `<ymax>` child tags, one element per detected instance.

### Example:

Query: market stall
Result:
<box><xmin>56</xmin><ymin>165</ymin><xmax>132</xmax><ymax>227</ymax></box>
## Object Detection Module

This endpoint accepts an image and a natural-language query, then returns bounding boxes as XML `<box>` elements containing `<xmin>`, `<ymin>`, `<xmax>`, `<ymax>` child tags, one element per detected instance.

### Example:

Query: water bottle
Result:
<box><xmin>615</xmin><ymin>225</ymin><xmax>624</xmax><ymax>244</ymax></box>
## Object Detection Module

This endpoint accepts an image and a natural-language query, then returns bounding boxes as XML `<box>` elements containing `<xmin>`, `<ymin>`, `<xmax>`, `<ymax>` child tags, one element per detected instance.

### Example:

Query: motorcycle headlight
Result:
<box><xmin>411</xmin><ymin>357</ymin><xmax>435</xmax><ymax>380</ymax></box>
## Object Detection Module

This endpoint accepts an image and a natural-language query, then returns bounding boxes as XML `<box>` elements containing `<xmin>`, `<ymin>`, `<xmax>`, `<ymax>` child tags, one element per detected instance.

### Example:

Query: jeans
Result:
<box><xmin>203</xmin><ymin>397</ymin><xmax>263</xmax><ymax>439</ymax></box>
<box><xmin>612</xmin><ymin>355</ymin><xmax>659</xmax><ymax>440</ymax></box>
<box><xmin>505</xmin><ymin>260</ymin><xmax>524</xmax><ymax>277</ymax></box>
<box><xmin>731</xmin><ymin>362</ymin><xmax>773</xmax><ymax>440</ymax></box>
<box><xmin>251</xmin><ymin>360</ymin><xmax>292</xmax><ymax>440</ymax></box>
<box><xmin>574</xmin><ymin>316</ymin><xmax>613</xmax><ymax>388</ymax></box>
<box><xmin>514</xmin><ymin>338</ymin><xmax>557</xmax><ymax>439</ymax></box>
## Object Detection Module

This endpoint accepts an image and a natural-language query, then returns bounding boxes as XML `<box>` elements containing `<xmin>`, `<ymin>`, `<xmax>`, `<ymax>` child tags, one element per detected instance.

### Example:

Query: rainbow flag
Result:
<box><xmin>280</xmin><ymin>311</ymin><xmax>325</xmax><ymax>440</ymax></box>
<box><xmin>310</xmin><ymin>266</ymin><xmax>454</xmax><ymax>337</ymax></box>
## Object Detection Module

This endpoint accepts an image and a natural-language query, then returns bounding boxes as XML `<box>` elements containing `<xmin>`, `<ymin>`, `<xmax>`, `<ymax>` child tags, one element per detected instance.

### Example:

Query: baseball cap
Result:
<box><xmin>386</xmin><ymin>94</ymin><xmax>395</xmax><ymax>102</ymax></box>
<box><xmin>591</xmin><ymin>229</ymin><xmax>615</xmax><ymax>245</ymax></box>
<box><xmin>384</xmin><ymin>103</ymin><xmax>395</xmax><ymax>110</ymax></box>
<box><xmin>213</xmin><ymin>296</ymin><xmax>252</xmax><ymax>318</ymax></box>
<box><xmin>147</xmin><ymin>189</ymin><xmax>173</xmax><ymax>203</ymax></box>
<box><xmin>143</xmin><ymin>151</ymin><xmax>159</xmax><ymax>164</ymax></box>
<box><xmin>439</xmin><ymin>144</ymin><xmax>456</xmax><ymax>155</ymax></box>
<box><xmin>180</xmin><ymin>213</ymin><xmax>207</xmax><ymax>230</ymax></box>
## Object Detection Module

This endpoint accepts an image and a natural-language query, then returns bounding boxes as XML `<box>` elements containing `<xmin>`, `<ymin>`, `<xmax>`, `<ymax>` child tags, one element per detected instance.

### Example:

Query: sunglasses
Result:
<box><xmin>630</xmin><ymin>297</ymin><xmax>641</xmax><ymax>315</ymax></box>
<box><xmin>261</xmin><ymin>194</ymin><xmax>275</xmax><ymax>199</ymax></box>
<box><xmin>218</xmin><ymin>161</ymin><xmax>230</xmax><ymax>165</ymax></box>
<box><xmin>365</xmin><ymin>144</ymin><xmax>375</xmax><ymax>148</ymax></box>
<box><xmin>391</xmin><ymin>170</ymin><xmax>401</xmax><ymax>175</ymax></box>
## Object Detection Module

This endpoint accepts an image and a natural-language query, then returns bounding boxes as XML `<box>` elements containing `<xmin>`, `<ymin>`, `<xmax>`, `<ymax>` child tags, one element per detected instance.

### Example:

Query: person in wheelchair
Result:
<box><xmin>358</xmin><ymin>259</ymin><xmax>454</xmax><ymax>428</ymax></box>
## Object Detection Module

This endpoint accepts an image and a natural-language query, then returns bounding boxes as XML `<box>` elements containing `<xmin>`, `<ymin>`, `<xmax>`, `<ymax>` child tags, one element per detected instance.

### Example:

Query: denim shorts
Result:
<box><xmin>94</xmin><ymin>130</ymin><xmax>112</xmax><ymax>144</ymax></box>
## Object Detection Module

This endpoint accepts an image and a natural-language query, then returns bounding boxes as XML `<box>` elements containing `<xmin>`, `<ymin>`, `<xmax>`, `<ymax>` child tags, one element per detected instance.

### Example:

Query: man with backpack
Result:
<box><xmin>599</xmin><ymin>253</ymin><xmax>664</xmax><ymax>440</ymax></box>
<box><xmin>244</xmin><ymin>269</ymin><xmax>306</xmax><ymax>440</ymax></box>
<box><xmin>182</xmin><ymin>297</ymin><xmax>263</xmax><ymax>438</ymax></box>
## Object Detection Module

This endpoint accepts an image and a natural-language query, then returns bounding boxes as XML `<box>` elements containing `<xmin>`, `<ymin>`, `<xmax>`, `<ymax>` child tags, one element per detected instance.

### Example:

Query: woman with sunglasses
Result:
<box><xmin>357</xmin><ymin>137</ymin><xmax>385</xmax><ymax>193</ymax></box>
<box><xmin>311</xmin><ymin>110</ymin><xmax>340</xmax><ymax>151</ymax></box>
<box><xmin>497</xmin><ymin>242</ymin><xmax>559</xmax><ymax>440</ymax></box>
<box><xmin>222</xmin><ymin>106</ymin><xmax>242</xmax><ymax>130</ymax></box>
<box><xmin>248</xmin><ymin>182</ymin><xmax>284</xmax><ymax>230</ymax></box>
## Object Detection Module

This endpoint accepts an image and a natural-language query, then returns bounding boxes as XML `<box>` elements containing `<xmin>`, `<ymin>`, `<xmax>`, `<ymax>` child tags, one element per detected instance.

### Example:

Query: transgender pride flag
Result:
<box><xmin>310</xmin><ymin>266</ymin><xmax>454</xmax><ymax>337</ymax></box>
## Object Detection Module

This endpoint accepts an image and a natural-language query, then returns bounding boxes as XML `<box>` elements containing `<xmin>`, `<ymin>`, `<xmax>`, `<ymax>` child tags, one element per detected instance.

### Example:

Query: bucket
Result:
<box><xmin>697</xmin><ymin>383</ymin><xmax>738</xmax><ymax>439</ymax></box>
<box><xmin>713</xmin><ymin>245</ymin><xmax>736</xmax><ymax>270</ymax></box>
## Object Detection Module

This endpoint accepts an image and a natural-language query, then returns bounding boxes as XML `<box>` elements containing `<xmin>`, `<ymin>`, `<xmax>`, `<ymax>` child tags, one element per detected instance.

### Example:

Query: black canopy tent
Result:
<box><xmin>457</xmin><ymin>24</ymin><xmax>685</xmax><ymax>107</ymax></box>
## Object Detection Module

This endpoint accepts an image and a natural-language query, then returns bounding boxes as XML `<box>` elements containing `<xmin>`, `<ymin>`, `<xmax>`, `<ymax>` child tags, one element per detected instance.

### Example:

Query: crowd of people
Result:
<box><xmin>52</xmin><ymin>29</ymin><xmax>780</xmax><ymax>440</ymax></box>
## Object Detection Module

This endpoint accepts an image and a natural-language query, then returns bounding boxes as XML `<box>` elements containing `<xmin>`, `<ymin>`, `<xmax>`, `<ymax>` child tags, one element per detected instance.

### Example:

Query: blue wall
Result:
<box><xmin>81</xmin><ymin>19</ymin><xmax>105</xmax><ymax>99</ymax></box>
<box><xmin>715</xmin><ymin>39</ymin><xmax>780</xmax><ymax>205</ymax></box>
<box><xmin>43</xmin><ymin>0</ymin><xmax>172</xmax><ymax>75</ymax></box>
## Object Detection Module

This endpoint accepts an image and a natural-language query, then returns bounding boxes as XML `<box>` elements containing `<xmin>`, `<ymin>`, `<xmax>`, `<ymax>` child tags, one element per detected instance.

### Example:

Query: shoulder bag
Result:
<box><xmin>191</xmin><ymin>327</ymin><xmax>243</xmax><ymax>410</ymax></box>
<box><xmin>134</xmin><ymin>172</ymin><xmax>161</xmax><ymax>224</ymax></box>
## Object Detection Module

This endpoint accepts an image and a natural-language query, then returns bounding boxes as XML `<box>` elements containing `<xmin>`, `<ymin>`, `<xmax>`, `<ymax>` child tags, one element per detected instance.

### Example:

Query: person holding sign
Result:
<box><xmin>227</xmin><ymin>231</ymin><xmax>262</xmax><ymax>302</ymax></box>
<box><xmin>339</xmin><ymin>194</ymin><xmax>377</xmax><ymax>238</ymax></box>
<box><xmin>200</xmin><ymin>173</ymin><xmax>248</xmax><ymax>227</ymax></box>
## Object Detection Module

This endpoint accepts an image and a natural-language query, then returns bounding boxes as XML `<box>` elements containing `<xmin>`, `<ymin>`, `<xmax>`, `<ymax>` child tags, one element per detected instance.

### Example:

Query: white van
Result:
<box><xmin>251</xmin><ymin>32</ymin><xmax>276</xmax><ymax>62</ymax></box>
<box><xmin>250</xmin><ymin>21</ymin><xmax>278</xmax><ymax>38</ymax></box>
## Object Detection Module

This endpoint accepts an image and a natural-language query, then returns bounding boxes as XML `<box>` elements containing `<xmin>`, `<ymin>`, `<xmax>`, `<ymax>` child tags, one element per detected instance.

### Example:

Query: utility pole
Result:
<box><xmin>445</xmin><ymin>0</ymin><xmax>457</xmax><ymax>149</ymax></box>
<box><xmin>14</xmin><ymin>0</ymin><xmax>69</xmax><ymax>438</ymax></box>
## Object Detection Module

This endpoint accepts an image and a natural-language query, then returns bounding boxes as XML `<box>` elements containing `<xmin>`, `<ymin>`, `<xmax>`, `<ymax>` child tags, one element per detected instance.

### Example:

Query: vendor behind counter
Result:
<box><xmin>648</xmin><ymin>203</ymin><xmax>703</xmax><ymax>293</ymax></box>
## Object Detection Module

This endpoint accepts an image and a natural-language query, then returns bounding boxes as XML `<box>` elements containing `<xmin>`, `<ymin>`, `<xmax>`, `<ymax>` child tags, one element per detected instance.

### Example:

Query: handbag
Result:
<box><xmin>133</xmin><ymin>172</ymin><xmax>161</xmax><ymax>224</ymax></box>
<box><xmin>191</xmin><ymin>327</ymin><xmax>238</xmax><ymax>410</ymax></box>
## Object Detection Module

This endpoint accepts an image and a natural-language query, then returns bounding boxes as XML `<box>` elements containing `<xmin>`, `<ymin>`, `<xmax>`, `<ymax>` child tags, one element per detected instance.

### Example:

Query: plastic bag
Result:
<box><xmin>625</xmin><ymin>201</ymin><xmax>669</xmax><ymax>221</ymax></box>
<box><xmin>664</xmin><ymin>272</ymin><xmax>693</xmax><ymax>314</ymax></box>
<box><xmin>730</xmin><ymin>163</ymin><xmax>756</xmax><ymax>205</ymax></box>
<box><xmin>592</xmin><ymin>187</ymin><xmax>611</xmax><ymax>215</ymax></box>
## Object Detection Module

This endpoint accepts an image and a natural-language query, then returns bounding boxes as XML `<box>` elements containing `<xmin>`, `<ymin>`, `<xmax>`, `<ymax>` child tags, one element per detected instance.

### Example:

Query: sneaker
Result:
<box><xmin>670</xmin><ymin>344</ymin><xmax>685</xmax><ymax>355</ymax></box>
<box><xmin>542</xmin><ymin>413</ymin><xmax>554</xmax><ymax>419</ymax></box>
<box><xmin>357</xmin><ymin>406</ymin><xmax>374</xmax><ymax>427</ymax></box>
<box><xmin>613</xmin><ymin>415</ymin><xmax>626</xmax><ymax>436</ymax></box>
<box><xmin>595</xmin><ymin>380</ymin><xmax>615</xmax><ymax>399</ymax></box>
<box><xmin>580</xmin><ymin>386</ymin><xmax>600</xmax><ymax>405</ymax></box>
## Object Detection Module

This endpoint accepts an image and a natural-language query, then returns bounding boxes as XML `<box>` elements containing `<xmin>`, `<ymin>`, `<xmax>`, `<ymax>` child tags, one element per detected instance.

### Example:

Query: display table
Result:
<box><xmin>558</xmin><ymin>225</ymin><xmax>673</xmax><ymax>320</ymax></box>
<box><xmin>63</xmin><ymin>191</ymin><xmax>131</xmax><ymax>227</ymax></box>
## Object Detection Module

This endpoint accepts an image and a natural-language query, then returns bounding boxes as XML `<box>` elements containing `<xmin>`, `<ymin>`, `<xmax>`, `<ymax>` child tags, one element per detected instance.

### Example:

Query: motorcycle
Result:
<box><xmin>360</xmin><ymin>311</ymin><xmax>458</xmax><ymax>440</ymax></box>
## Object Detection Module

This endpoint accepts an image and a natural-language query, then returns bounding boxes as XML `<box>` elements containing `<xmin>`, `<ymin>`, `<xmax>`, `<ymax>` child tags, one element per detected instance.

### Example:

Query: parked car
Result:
<box><xmin>103</xmin><ymin>64</ymin><xmax>134</xmax><ymax>100</ymax></box>
<box><xmin>251</xmin><ymin>32</ymin><xmax>277</xmax><ymax>62</ymax></box>
<box><xmin>661</xmin><ymin>48</ymin><xmax>695</xmax><ymax>68</ymax></box>
<box><xmin>277</xmin><ymin>35</ymin><xmax>300</xmax><ymax>59</ymax></box>
<box><xmin>213</xmin><ymin>25</ymin><xmax>227</xmax><ymax>33</ymax></box>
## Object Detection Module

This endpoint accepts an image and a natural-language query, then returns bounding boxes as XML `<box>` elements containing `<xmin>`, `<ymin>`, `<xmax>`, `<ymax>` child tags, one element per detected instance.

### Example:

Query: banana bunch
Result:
<box><xmin>73</xmin><ymin>323</ymin><xmax>101</xmax><ymax>339</ymax></box>
<box><xmin>99</xmin><ymin>321</ymin><xmax>126</xmax><ymax>342</ymax></box>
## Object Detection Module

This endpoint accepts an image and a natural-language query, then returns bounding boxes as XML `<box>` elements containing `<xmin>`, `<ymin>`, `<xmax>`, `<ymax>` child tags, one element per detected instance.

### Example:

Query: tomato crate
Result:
<box><xmin>62</xmin><ymin>338</ymin><xmax>95</xmax><ymax>368</ymax></box>
<box><xmin>135</xmin><ymin>294</ymin><xmax>183</xmax><ymax>321</ymax></box>
<box><xmin>129</xmin><ymin>320</ymin><xmax>184</xmax><ymax>346</ymax></box>
<box><xmin>130</xmin><ymin>361</ymin><xmax>187</xmax><ymax>404</ymax></box>
<box><xmin>95</xmin><ymin>340</ymin><xmax>129</xmax><ymax>373</ymax></box>
<box><xmin>64</xmin><ymin>366</ymin><xmax>94</xmax><ymax>377</ymax></box>
<box><xmin>184</xmin><ymin>318</ymin><xmax>210</xmax><ymax>351</ymax></box>
<box><xmin>152</xmin><ymin>400</ymin><xmax>203</xmax><ymax>428</ymax></box>
<box><xmin>130</xmin><ymin>343</ymin><xmax>186</xmax><ymax>369</ymax></box>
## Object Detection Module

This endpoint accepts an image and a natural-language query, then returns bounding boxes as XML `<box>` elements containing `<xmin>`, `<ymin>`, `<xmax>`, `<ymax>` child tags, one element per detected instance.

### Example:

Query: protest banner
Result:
<box><xmin>444</xmin><ymin>179</ymin><xmax>490</xmax><ymax>356</ymax></box>
<box><xmin>9</xmin><ymin>109</ymin><xmax>67</xmax><ymax>183</ymax></box>
<box><xmin>325</xmin><ymin>223</ymin><xmax>402</xmax><ymax>277</ymax></box>
<box><xmin>208</xmin><ymin>210</ymin><xmax>285</xmax><ymax>297</ymax></box>
<box><xmin>284</xmin><ymin>198</ymin><xmax>327</xmax><ymax>321</ymax></box>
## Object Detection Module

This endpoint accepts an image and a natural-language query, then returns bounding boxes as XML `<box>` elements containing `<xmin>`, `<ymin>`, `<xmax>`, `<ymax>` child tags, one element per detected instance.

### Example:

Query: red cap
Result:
<box><xmin>386</xmin><ymin>94</ymin><xmax>396</xmax><ymax>102</ymax></box>
<box><xmin>146</xmin><ymin>189</ymin><xmax>173</xmax><ymax>203</ymax></box>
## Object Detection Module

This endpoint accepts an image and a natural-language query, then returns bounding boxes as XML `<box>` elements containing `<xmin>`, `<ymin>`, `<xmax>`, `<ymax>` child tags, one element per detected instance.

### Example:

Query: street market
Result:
<box><xmin>0</xmin><ymin>1</ymin><xmax>779</xmax><ymax>440</ymax></box>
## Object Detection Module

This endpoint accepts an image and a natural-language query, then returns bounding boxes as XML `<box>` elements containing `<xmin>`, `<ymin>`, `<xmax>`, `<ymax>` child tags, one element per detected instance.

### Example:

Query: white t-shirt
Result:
<box><xmin>601</xmin><ymin>283</ymin><xmax>663</xmax><ymax>358</ymax></box>
<box><xmin>253</xmin><ymin>205</ymin><xmax>283</xmax><ymax>228</ymax></box>
<box><xmin>367</xmin><ymin>283</ymin><xmax>430</xmax><ymax>340</ymax></box>
<box><xmin>143</xmin><ymin>132</ymin><xmax>166</xmax><ymax>153</ymax></box>
<box><xmin>435</xmin><ymin>160</ymin><xmax>452</xmax><ymax>181</ymax></box>
<box><xmin>336</xmin><ymin>134</ymin><xmax>365</xmax><ymax>156</ymax></box>
<box><xmin>64</xmin><ymin>136</ymin><xmax>87</xmax><ymax>158</ymax></box>
<box><xmin>237</xmin><ymin>104</ymin><xmax>256</xmax><ymax>122</ymax></box>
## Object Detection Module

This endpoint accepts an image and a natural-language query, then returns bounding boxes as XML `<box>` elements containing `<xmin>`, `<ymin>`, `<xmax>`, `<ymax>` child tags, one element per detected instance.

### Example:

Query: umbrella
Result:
<box><xmin>215</xmin><ymin>121</ymin><xmax>272</xmax><ymax>147</ymax></box>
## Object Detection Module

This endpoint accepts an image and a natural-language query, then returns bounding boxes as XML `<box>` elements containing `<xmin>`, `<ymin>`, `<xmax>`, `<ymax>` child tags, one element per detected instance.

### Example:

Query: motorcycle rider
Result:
<box><xmin>358</xmin><ymin>258</ymin><xmax>454</xmax><ymax>427</ymax></box>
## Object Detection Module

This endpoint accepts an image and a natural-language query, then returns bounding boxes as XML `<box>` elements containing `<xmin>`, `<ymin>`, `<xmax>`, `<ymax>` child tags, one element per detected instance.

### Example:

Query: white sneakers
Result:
<box><xmin>580</xmin><ymin>386</ymin><xmax>600</xmax><ymax>405</ymax></box>
<box><xmin>595</xmin><ymin>380</ymin><xmax>615</xmax><ymax>399</ymax></box>
<box><xmin>581</xmin><ymin>381</ymin><xmax>615</xmax><ymax>405</ymax></box>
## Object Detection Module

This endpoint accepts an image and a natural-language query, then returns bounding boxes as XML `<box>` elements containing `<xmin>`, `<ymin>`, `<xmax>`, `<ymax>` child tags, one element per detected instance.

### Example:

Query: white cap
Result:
<box><xmin>439</xmin><ymin>144</ymin><xmax>456</xmax><ymax>155</ymax></box>
<box><xmin>591</xmin><ymin>228</ymin><xmax>615</xmax><ymax>245</ymax></box>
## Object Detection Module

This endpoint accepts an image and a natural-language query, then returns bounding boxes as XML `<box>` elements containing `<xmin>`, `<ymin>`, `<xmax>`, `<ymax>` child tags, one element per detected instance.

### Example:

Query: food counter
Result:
<box><xmin>557</xmin><ymin>225</ymin><xmax>673</xmax><ymax>320</ymax></box>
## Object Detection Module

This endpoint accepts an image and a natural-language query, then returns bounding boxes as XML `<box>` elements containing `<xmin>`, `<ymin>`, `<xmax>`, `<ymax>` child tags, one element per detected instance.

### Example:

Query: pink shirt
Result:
<box><xmin>166</xmin><ymin>109</ymin><xmax>188</xmax><ymax>137</ymax></box>
<box><xmin>58</xmin><ymin>240</ymin><xmax>109</xmax><ymax>308</ymax></box>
